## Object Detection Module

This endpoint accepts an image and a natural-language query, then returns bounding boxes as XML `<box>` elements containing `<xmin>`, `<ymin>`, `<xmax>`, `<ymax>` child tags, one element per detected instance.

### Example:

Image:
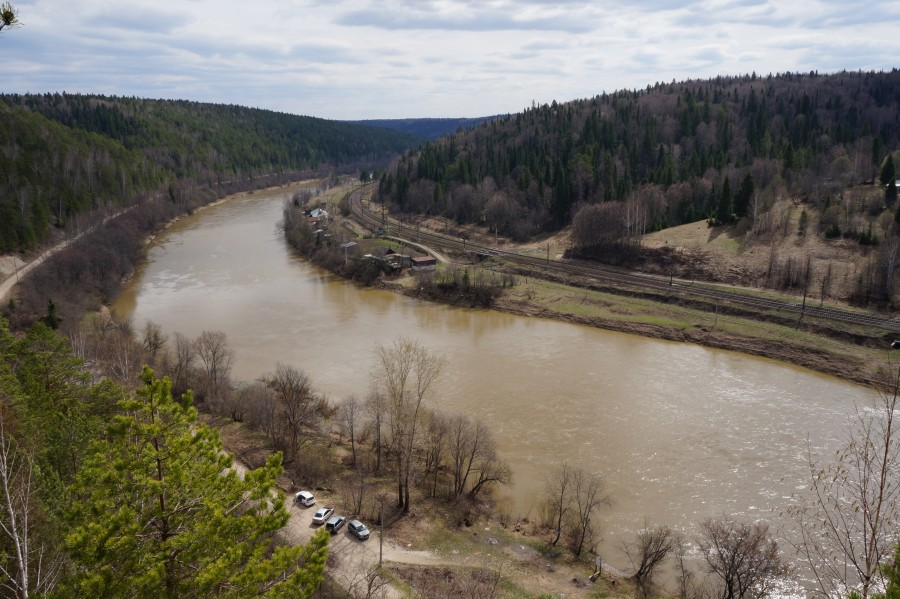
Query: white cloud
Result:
<box><xmin>3</xmin><ymin>0</ymin><xmax>897</xmax><ymax>119</ymax></box>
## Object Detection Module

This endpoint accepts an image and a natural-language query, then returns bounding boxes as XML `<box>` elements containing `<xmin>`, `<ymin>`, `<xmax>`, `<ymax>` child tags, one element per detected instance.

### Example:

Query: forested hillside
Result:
<box><xmin>374</xmin><ymin>70</ymin><xmax>900</xmax><ymax>243</ymax></box>
<box><xmin>0</xmin><ymin>94</ymin><xmax>421</xmax><ymax>252</ymax></box>
<box><xmin>349</xmin><ymin>116</ymin><xmax>499</xmax><ymax>139</ymax></box>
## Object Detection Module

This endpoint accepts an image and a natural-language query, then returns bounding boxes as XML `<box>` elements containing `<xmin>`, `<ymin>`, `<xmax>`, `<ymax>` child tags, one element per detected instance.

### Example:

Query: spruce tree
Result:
<box><xmin>734</xmin><ymin>173</ymin><xmax>755</xmax><ymax>219</ymax></box>
<box><xmin>716</xmin><ymin>177</ymin><xmax>733</xmax><ymax>225</ymax></box>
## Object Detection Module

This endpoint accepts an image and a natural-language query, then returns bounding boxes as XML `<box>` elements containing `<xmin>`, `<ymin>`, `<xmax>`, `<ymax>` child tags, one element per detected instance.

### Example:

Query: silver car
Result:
<box><xmin>348</xmin><ymin>519</ymin><xmax>370</xmax><ymax>540</ymax></box>
<box><xmin>312</xmin><ymin>507</ymin><xmax>334</xmax><ymax>525</ymax></box>
<box><xmin>325</xmin><ymin>515</ymin><xmax>346</xmax><ymax>534</ymax></box>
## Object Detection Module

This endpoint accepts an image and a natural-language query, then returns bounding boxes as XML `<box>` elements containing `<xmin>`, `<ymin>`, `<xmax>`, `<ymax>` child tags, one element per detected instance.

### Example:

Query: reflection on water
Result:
<box><xmin>113</xmin><ymin>188</ymin><xmax>877</xmax><ymax>581</ymax></box>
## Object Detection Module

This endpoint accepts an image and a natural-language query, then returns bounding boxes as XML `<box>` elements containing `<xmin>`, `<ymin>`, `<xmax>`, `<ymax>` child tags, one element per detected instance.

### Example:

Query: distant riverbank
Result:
<box><xmin>375</xmin><ymin>272</ymin><xmax>883</xmax><ymax>389</ymax></box>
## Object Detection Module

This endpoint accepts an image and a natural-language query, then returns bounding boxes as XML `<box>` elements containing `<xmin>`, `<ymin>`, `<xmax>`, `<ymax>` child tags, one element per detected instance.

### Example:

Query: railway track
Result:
<box><xmin>346</xmin><ymin>185</ymin><xmax>900</xmax><ymax>334</ymax></box>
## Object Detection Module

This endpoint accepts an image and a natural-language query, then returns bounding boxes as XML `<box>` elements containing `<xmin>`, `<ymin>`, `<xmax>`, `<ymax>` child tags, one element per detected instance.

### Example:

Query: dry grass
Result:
<box><xmin>642</xmin><ymin>197</ymin><xmax>874</xmax><ymax>302</ymax></box>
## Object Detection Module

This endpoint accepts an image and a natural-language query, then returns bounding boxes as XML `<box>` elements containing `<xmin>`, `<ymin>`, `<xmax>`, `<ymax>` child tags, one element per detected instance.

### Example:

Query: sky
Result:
<box><xmin>3</xmin><ymin>0</ymin><xmax>899</xmax><ymax>121</ymax></box>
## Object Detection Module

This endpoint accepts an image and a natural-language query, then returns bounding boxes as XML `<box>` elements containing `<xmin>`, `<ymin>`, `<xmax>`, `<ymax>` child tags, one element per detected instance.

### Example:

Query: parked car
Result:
<box><xmin>295</xmin><ymin>491</ymin><xmax>315</xmax><ymax>507</ymax></box>
<box><xmin>347</xmin><ymin>519</ymin><xmax>370</xmax><ymax>540</ymax></box>
<box><xmin>311</xmin><ymin>507</ymin><xmax>334</xmax><ymax>525</ymax></box>
<box><xmin>325</xmin><ymin>515</ymin><xmax>346</xmax><ymax>534</ymax></box>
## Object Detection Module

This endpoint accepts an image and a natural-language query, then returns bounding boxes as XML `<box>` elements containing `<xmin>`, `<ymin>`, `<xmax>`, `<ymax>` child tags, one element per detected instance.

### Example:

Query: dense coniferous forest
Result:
<box><xmin>348</xmin><ymin>116</ymin><xmax>500</xmax><ymax>139</ymax></box>
<box><xmin>374</xmin><ymin>70</ymin><xmax>900</xmax><ymax>244</ymax></box>
<box><xmin>0</xmin><ymin>93</ymin><xmax>422</xmax><ymax>252</ymax></box>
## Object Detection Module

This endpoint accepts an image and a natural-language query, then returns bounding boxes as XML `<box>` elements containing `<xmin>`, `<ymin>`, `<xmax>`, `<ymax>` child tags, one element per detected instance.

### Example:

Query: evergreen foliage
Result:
<box><xmin>64</xmin><ymin>367</ymin><xmax>329</xmax><ymax>598</ymax></box>
<box><xmin>374</xmin><ymin>70</ymin><xmax>900</xmax><ymax>242</ymax></box>
<box><xmin>880</xmin><ymin>544</ymin><xmax>900</xmax><ymax>599</ymax></box>
<box><xmin>348</xmin><ymin>116</ymin><xmax>499</xmax><ymax>139</ymax></box>
<box><xmin>0</xmin><ymin>321</ymin><xmax>329</xmax><ymax>598</ymax></box>
<box><xmin>0</xmin><ymin>94</ymin><xmax>422</xmax><ymax>252</ymax></box>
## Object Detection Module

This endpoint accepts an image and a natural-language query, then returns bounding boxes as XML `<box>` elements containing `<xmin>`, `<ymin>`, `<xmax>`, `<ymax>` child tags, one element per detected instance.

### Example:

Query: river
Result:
<box><xmin>113</xmin><ymin>185</ymin><xmax>879</xmax><ymax>581</ymax></box>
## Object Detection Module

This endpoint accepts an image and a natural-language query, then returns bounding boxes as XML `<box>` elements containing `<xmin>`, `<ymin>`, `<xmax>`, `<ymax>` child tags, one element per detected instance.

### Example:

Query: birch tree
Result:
<box><xmin>0</xmin><ymin>418</ymin><xmax>61</xmax><ymax>598</ymax></box>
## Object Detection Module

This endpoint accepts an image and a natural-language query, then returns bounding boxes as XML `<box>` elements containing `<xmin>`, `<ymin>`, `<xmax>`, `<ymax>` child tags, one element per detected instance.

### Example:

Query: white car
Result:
<box><xmin>312</xmin><ymin>507</ymin><xmax>334</xmax><ymax>525</ymax></box>
<box><xmin>295</xmin><ymin>491</ymin><xmax>315</xmax><ymax>507</ymax></box>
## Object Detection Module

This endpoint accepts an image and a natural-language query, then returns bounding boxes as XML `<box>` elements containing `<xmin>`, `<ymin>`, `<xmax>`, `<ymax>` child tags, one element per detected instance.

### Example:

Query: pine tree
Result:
<box><xmin>64</xmin><ymin>367</ymin><xmax>329</xmax><ymax>598</ymax></box>
<box><xmin>881</xmin><ymin>544</ymin><xmax>900</xmax><ymax>599</ymax></box>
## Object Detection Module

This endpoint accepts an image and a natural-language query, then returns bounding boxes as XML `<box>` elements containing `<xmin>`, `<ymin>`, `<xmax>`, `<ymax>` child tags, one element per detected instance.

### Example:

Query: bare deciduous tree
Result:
<box><xmin>346</xmin><ymin>559</ymin><xmax>389</xmax><ymax>599</ymax></box>
<box><xmin>467</xmin><ymin>453</ymin><xmax>511</xmax><ymax>501</ymax></box>
<box><xmin>269</xmin><ymin>363</ymin><xmax>328</xmax><ymax>458</ymax></box>
<box><xmin>448</xmin><ymin>414</ymin><xmax>492</xmax><ymax>498</ymax></box>
<box><xmin>422</xmin><ymin>410</ymin><xmax>449</xmax><ymax>498</ymax></box>
<box><xmin>338</xmin><ymin>465</ymin><xmax>368</xmax><ymax>518</ymax></box>
<box><xmin>106</xmin><ymin>324</ymin><xmax>143</xmax><ymax>387</ymax></box>
<box><xmin>365</xmin><ymin>391</ymin><xmax>386</xmax><ymax>473</ymax></box>
<box><xmin>569</xmin><ymin>468</ymin><xmax>611</xmax><ymax>557</ymax></box>
<box><xmin>83</xmin><ymin>315</ymin><xmax>143</xmax><ymax>387</ymax></box>
<box><xmin>672</xmin><ymin>532</ymin><xmax>695</xmax><ymax>599</ymax></box>
<box><xmin>141</xmin><ymin>320</ymin><xmax>167</xmax><ymax>367</ymax></box>
<box><xmin>879</xmin><ymin>232</ymin><xmax>900</xmax><ymax>299</ymax></box>
<box><xmin>339</xmin><ymin>395</ymin><xmax>362</xmax><ymax>466</ymax></box>
<box><xmin>697</xmin><ymin>517</ymin><xmax>788</xmax><ymax>599</ymax></box>
<box><xmin>167</xmin><ymin>332</ymin><xmax>195</xmax><ymax>398</ymax></box>
<box><xmin>0</xmin><ymin>420</ymin><xmax>61</xmax><ymax>598</ymax></box>
<box><xmin>220</xmin><ymin>381</ymin><xmax>248</xmax><ymax>422</ymax></box>
<box><xmin>787</xmin><ymin>373</ymin><xmax>900</xmax><ymax>599</ymax></box>
<box><xmin>243</xmin><ymin>380</ymin><xmax>278</xmax><ymax>444</ymax></box>
<box><xmin>544</xmin><ymin>462</ymin><xmax>574</xmax><ymax>547</ymax></box>
<box><xmin>194</xmin><ymin>330</ymin><xmax>233</xmax><ymax>403</ymax></box>
<box><xmin>622</xmin><ymin>519</ymin><xmax>676</xmax><ymax>598</ymax></box>
<box><xmin>371</xmin><ymin>337</ymin><xmax>445</xmax><ymax>513</ymax></box>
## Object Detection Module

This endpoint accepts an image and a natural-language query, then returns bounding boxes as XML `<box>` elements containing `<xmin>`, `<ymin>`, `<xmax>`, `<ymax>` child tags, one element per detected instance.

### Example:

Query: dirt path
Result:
<box><xmin>0</xmin><ymin>204</ymin><xmax>144</xmax><ymax>304</ymax></box>
<box><xmin>0</xmin><ymin>244</ymin><xmax>69</xmax><ymax>303</ymax></box>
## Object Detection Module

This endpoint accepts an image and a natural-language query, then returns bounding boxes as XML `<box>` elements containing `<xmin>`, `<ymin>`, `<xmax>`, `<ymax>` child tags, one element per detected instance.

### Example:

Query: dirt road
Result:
<box><xmin>0</xmin><ymin>251</ymin><xmax>51</xmax><ymax>303</ymax></box>
<box><xmin>284</xmin><ymin>497</ymin><xmax>458</xmax><ymax>598</ymax></box>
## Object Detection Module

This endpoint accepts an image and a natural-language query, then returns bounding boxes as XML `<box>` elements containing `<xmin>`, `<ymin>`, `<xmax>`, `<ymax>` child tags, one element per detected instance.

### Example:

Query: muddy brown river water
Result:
<box><xmin>113</xmin><ymin>186</ymin><xmax>880</xmax><ymax>584</ymax></box>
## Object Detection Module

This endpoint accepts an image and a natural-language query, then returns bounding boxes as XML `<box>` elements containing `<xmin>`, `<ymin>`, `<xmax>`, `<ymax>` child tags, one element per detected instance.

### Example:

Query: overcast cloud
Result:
<box><xmin>3</xmin><ymin>0</ymin><xmax>898</xmax><ymax>120</ymax></box>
